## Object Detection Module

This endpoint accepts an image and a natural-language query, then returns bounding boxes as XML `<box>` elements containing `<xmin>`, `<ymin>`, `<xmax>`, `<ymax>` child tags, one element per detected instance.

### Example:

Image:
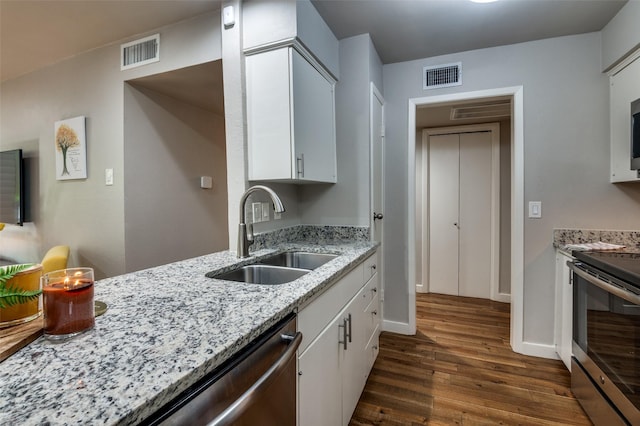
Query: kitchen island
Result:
<box><xmin>0</xmin><ymin>237</ymin><xmax>377</xmax><ymax>425</ymax></box>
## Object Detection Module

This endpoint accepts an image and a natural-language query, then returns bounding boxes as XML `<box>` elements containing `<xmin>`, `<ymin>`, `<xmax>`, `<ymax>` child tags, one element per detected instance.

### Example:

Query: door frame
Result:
<box><xmin>421</xmin><ymin>123</ymin><xmax>506</xmax><ymax>303</ymax></box>
<box><xmin>407</xmin><ymin>86</ymin><xmax>527</xmax><ymax>355</ymax></box>
<box><xmin>370</xmin><ymin>82</ymin><xmax>385</xmax><ymax>317</ymax></box>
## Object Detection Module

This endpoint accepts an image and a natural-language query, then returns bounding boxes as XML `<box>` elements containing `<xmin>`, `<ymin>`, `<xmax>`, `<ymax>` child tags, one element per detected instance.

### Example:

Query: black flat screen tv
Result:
<box><xmin>0</xmin><ymin>149</ymin><xmax>25</xmax><ymax>225</ymax></box>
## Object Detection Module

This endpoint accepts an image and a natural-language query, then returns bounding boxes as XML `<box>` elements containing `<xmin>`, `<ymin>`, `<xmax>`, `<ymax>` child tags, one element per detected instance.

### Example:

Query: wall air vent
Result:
<box><xmin>121</xmin><ymin>34</ymin><xmax>160</xmax><ymax>71</ymax></box>
<box><xmin>450</xmin><ymin>102</ymin><xmax>511</xmax><ymax>120</ymax></box>
<box><xmin>423</xmin><ymin>62</ymin><xmax>462</xmax><ymax>90</ymax></box>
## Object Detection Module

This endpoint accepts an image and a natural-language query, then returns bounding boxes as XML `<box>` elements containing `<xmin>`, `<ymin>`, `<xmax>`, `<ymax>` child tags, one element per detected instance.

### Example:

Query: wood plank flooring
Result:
<box><xmin>349</xmin><ymin>293</ymin><xmax>592</xmax><ymax>425</ymax></box>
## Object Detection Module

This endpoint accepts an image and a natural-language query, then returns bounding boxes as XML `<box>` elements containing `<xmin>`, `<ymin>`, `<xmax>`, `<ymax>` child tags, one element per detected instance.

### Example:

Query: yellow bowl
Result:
<box><xmin>0</xmin><ymin>264</ymin><xmax>43</xmax><ymax>328</ymax></box>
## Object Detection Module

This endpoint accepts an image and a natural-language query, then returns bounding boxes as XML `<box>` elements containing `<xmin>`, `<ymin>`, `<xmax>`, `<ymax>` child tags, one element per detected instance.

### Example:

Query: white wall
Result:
<box><xmin>383</xmin><ymin>32</ymin><xmax>640</xmax><ymax>346</ymax></box>
<box><xmin>601</xmin><ymin>0</ymin><xmax>640</xmax><ymax>70</ymax></box>
<box><xmin>0</xmin><ymin>12</ymin><xmax>222</xmax><ymax>278</ymax></box>
<box><xmin>299</xmin><ymin>34</ymin><xmax>382</xmax><ymax>226</ymax></box>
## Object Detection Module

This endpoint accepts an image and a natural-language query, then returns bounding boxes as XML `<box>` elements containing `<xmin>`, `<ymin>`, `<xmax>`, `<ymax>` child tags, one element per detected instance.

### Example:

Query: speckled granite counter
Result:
<box><xmin>0</xmin><ymin>235</ymin><xmax>377</xmax><ymax>425</ymax></box>
<box><xmin>553</xmin><ymin>228</ymin><xmax>640</xmax><ymax>251</ymax></box>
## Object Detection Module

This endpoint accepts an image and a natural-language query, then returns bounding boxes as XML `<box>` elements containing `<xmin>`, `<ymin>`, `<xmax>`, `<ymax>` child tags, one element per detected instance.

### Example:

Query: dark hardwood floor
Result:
<box><xmin>350</xmin><ymin>293</ymin><xmax>592</xmax><ymax>425</ymax></box>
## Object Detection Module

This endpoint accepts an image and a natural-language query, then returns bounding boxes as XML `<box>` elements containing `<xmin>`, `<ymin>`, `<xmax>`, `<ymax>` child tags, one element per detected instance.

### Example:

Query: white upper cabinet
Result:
<box><xmin>246</xmin><ymin>47</ymin><xmax>337</xmax><ymax>183</ymax></box>
<box><xmin>610</xmin><ymin>51</ymin><xmax>640</xmax><ymax>183</ymax></box>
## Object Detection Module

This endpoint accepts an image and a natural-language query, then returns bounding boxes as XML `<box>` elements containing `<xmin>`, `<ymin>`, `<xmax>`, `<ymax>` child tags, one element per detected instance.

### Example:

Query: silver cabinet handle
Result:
<box><xmin>373</xmin><ymin>212</ymin><xmax>383</xmax><ymax>220</ymax></box>
<box><xmin>347</xmin><ymin>313</ymin><xmax>352</xmax><ymax>343</ymax></box>
<box><xmin>339</xmin><ymin>317</ymin><xmax>348</xmax><ymax>350</ymax></box>
<box><xmin>207</xmin><ymin>332</ymin><xmax>302</xmax><ymax>426</ymax></box>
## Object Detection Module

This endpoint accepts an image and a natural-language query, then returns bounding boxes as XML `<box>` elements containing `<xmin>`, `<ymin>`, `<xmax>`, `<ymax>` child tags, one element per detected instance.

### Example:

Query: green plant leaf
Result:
<box><xmin>0</xmin><ymin>286</ymin><xmax>42</xmax><ymax>309</ymax></box>
<box><xmin>0</xmin><ymin>263</ymin><xmax>36</xmax><ymax>287</ymax></box>
<box><xmin>0</xmin><ymin>264</ymin><xmax>41</xmax><ymax>309</ymax></box>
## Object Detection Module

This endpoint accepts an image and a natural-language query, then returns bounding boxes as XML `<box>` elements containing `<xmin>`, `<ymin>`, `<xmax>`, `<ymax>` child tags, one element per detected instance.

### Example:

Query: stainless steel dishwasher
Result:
<box><xmin>143</xmin><ymin>313</ymin><xmax>301</xmax><ymax>426</ymax></box>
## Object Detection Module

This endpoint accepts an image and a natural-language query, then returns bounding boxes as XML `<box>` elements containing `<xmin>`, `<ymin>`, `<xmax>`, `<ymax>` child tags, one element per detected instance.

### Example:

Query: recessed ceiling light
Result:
<box><xmin>470</xmin><ymin>0</ymin><xmax>499</xmax><ymax>3</ymax></box>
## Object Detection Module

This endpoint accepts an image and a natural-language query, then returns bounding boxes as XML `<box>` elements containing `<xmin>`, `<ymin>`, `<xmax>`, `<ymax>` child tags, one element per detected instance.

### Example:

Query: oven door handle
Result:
<box><xmin>206</xmin><ymin>331</ymin><xmax>302</xmax><ymax>426</ymax></box>
<box><xmin>569</xmin><ymin>262</ymin><xmax>640</xmax><ymax>305</ymax></box>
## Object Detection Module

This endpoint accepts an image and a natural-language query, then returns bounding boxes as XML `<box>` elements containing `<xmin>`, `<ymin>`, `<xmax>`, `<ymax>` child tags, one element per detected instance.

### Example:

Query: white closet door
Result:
<box><xmin>428</xmin><ymin>134</ymin><xmax>459</xmax><ymax>296</ymax></box>
<box><xmin>459</xmin><ymin>131</ymin><xmax>493</xmax><ymax>299</ymax></box>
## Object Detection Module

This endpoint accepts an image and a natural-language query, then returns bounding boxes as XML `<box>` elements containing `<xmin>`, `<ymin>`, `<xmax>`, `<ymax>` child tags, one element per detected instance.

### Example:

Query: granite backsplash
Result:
<box><xmin>251</xmin><ymin>225</ymin><xmax>370</xmax><ymax>251</ymax></box>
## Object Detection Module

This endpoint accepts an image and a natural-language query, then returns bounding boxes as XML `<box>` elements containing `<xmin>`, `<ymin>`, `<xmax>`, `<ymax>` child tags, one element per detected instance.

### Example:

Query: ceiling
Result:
<box><xmin>313</xmin><ymin>0</ymin><xmax>627</xmax><ymax>65</ymax></box>
<box><xmin>0</xmin><ymin>0</ymin><xmax>627</xmax><ymax>83</ymax></box>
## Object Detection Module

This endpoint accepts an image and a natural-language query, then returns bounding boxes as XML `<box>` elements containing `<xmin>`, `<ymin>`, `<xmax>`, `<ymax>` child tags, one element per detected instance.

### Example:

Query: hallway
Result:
<box><xmin>350</xmin><ymin>293</ymin><xmax>591</xmax><ymax>425</ymax></box>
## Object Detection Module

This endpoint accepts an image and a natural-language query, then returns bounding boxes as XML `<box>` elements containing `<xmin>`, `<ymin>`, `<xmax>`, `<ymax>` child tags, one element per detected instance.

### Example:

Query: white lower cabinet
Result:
<box><xmin>298</xmin><ymin>251</ymin><xmax>380</xmax><ymax>426</ymax></box>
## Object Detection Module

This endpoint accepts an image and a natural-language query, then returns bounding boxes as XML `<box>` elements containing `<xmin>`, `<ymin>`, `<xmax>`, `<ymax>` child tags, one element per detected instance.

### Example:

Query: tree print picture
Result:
<box><xmin>54</xmin><ymin>116</ymin><xmax>87</xmax><ymax>180</ymax></box>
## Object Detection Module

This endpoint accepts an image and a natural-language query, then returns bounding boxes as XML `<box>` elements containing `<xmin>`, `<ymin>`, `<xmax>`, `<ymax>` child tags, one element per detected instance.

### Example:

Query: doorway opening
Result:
<box><xmin>123</xmin><ymin>60</ymin><xmax>229</xmax><ymax>273</ymax></box>
<box><xmin>407</xmin><ymin>86</ymin><xmax>526</xmax><ymax>354</ymax></box>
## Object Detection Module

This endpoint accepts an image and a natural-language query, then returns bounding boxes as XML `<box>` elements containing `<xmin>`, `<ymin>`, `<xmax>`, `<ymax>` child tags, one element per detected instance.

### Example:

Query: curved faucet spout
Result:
<box><xmin>237</xmin><ymin>185</ymin><xmax>285</xmax><ymax>258</ymax></box>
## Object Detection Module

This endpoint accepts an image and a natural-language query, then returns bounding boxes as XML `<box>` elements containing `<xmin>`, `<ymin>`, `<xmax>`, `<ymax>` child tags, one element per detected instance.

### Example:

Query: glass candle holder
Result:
<box><xmin>42</xmin><ymin>267</ymin><xmax>95</xmax><ymax>341</ymax></box>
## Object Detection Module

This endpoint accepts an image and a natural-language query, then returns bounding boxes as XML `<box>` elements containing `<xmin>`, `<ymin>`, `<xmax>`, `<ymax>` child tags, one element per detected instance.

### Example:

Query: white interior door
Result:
<box><xmin>459</xmin><ymin>131</ymin><xmax>493</xmax><ymax>299</ymax></box>
<box><xmin>426</xmin><ymin>129</ymin><xmax>498</xmax><ymax>299</ymax></box>
<box><xmin>428</xmin><ymin>134</ymin><xmax>460</xmax><ymax>296</ymax></box>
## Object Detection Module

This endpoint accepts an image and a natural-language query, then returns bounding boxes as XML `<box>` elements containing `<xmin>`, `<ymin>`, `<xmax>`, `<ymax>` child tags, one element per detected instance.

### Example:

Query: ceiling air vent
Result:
<box><xmin>121</xmin><ymin>34</ymin><xmax>160</xmax><ymax>71</ymax></box>
<box><xmin>423</xmin><ymin>62</ymin><xmax>462</xmax><ymax>90</ymax></box>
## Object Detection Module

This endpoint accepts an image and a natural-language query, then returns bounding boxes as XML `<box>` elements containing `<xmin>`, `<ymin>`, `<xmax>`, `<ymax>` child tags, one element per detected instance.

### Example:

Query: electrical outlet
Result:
<box><xmin>261</xmin><ymin>202</ymin><xmax>270</xmax><ymax>221</ymax></box>
<box><xmin>252</xmin><ymin>202</ymin><xmax>262</xmax><ymax>223</ymax></box>
<box><xmin>105</xmin><ymin>168</ymin><xmax>113</xmax><ymax>186</ymax></box>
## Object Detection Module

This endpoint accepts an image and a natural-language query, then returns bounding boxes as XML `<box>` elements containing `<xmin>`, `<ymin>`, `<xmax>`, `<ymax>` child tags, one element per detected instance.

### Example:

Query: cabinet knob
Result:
<box><xmin>373</xmin><ymin>212</ymin><xmax>384</xmax><ymax>220</ymax></box>
<box><xmin>371</xmin><ymin>264</ymin><xmax>376</xmax><ymax>270</ymax></box>
<box><xmin>372</xmin><ymin>310</ymin><xmax>377</xmax><ymax>316</ymax></box>
<box><xmin>372</xmin><ymin>287</ymin><xmax>377</xmax><ymax>293</ymax></box>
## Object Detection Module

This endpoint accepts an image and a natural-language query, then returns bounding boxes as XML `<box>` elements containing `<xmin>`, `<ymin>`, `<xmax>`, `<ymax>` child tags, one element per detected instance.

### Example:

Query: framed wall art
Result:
<box><xmin>55</xmin><ymin>116</ymin><xmax>87</xmax><ymax>180</ymax></box>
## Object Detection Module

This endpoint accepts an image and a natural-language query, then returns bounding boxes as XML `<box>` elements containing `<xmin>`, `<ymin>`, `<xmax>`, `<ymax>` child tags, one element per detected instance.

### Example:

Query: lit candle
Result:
<box><xmin>43</xmin><ymin>268</ymin><xmax>94</xmax><ymax>340</ymax></box>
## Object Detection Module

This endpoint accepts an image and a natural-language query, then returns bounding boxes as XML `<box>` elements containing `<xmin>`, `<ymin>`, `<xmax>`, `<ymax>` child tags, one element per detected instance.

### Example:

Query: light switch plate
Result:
<box><xmin>528</xmin><ymin>201</ymin><xmax>542</xmax><ymax>218</ymax></box>
<box><xmin>105</xmin><ymin>168</ymin><xmax>113</xmax><ymax>186</ymax></box>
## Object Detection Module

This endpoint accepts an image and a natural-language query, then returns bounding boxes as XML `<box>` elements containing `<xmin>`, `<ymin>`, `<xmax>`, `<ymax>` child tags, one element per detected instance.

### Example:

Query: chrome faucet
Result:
<box><xmin>237</xmin><ymin>185</ymin><xmax>285</xmax><ymax>258</ymax></box>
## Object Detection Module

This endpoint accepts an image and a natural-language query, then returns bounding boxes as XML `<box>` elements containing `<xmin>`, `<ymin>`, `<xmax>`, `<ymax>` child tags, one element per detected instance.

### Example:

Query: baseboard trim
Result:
<box><xmin>382</xmin><ymin>319</ymin><xmax>413</xmax><ymax>335</ymax></box>
<box><xmin>517</xmin><ymin>341</ymin><xmax>559</xmax><ymax>360</ymax></box>
<box><xmin>493</xmin><ymin>292</ymin><xmax>511</xmax><ymax>303</ymax></box>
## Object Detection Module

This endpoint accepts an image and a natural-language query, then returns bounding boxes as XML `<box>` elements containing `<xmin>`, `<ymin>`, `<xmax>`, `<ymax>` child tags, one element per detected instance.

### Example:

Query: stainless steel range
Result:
<box><xmin>569</xmin><ymin>251</ymin><xmax>640</xmax><ymax>425</ymax></box>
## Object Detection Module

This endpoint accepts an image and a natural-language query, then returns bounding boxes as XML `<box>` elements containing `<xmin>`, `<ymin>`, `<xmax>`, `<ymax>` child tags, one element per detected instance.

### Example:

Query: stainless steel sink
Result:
<box><xmin>258</xmin><ymin>252</ymin><xmax>338</xmax><ymax>270</ymax></box>
<box><xmin>208</xmin><ymin>264</ymin><xmax>309</xmax><ymax>285</ymax></box>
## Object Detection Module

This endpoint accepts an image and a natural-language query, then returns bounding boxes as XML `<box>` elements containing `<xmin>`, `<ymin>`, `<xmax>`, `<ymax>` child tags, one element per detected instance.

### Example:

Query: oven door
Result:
<box><xmin>570</xmin><ymin>261</ymin><xmax>640</xmax><ymax>425</ymax></box>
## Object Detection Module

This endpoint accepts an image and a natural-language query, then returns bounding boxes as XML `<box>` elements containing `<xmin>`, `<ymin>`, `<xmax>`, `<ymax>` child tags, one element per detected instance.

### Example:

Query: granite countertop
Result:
<box><xmin>0</xmin><ymin>240</ymin><xmax>377</xmax><ymax>425</ymax></box>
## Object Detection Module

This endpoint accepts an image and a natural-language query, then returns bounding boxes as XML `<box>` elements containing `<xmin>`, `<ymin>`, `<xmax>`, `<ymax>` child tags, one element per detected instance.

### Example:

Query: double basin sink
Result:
<box><xmin>207</xmin><ymin>251</ymin><xmax>338</xmax><ymax>285</ymax></box>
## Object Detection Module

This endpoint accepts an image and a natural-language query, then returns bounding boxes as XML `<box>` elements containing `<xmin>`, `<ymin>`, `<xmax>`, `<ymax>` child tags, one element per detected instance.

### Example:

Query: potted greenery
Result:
<box><xmin>0</xmin><ymin>264</ymin><xmax>43</xmax><ymax>327</ymax></box>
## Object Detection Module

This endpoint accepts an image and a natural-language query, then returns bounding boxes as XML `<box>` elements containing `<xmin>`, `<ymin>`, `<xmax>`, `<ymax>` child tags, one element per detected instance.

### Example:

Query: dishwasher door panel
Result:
<box><xmin>144</xmin><ymin>314</ymin><xmax>299</xmax><ymax>426</ymax></box>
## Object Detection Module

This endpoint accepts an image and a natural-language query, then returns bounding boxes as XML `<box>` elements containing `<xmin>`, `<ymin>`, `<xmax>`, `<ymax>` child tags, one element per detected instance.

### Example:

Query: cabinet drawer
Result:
<box><xmin>365</xmin><ymin>324</ymin><xmax>380</xmax><ymax>373</ymax></box>
<box><xmin>298</xmin><ymin>263</ymin><xmax>364</xmax><ymax>353</ymax></box>
<box><xmin>363</xmin><ymin>252</ymin><xmax>378</xmax><ymax>282</ymax></box>
<box><xmin>361</xmin><ymin>271</ymin><xmax>379</xmax><ymax>309</ymax></box>
<box><xmin>364</xmin><ymin>293</ymin><xmax>380</xmax><ymax>346</ymax></box>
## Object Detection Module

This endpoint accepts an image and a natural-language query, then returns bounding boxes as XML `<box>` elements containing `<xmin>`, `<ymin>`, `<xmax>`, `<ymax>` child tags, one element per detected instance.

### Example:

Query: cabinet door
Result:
<box><xmin>341</xmin><ymin>285</ymin><xmax>370</xmax><ymax>425</ymax></box>
<box><xmin>554</xmin><ymin>251</ymin><xmax>573</xmax><ymax>370</ymax></box>
<box><xmin>291</xmin><ymin>49</ymin><xmax>337</xmax><ymax>183</ymax></box>
<box><xmin>246</xmin><ymin>48</ymin><xmax>293</xmax><ymax>181</ymax></box>
<box><xmin>610</xmin><ymin>55</ymin><xmax>640</xmax><ymax>183</ymax></box>
<box><xmin>298</xmin><ymin>317</ymin><xmax>342</xmax><ymax>426</ymax></box>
